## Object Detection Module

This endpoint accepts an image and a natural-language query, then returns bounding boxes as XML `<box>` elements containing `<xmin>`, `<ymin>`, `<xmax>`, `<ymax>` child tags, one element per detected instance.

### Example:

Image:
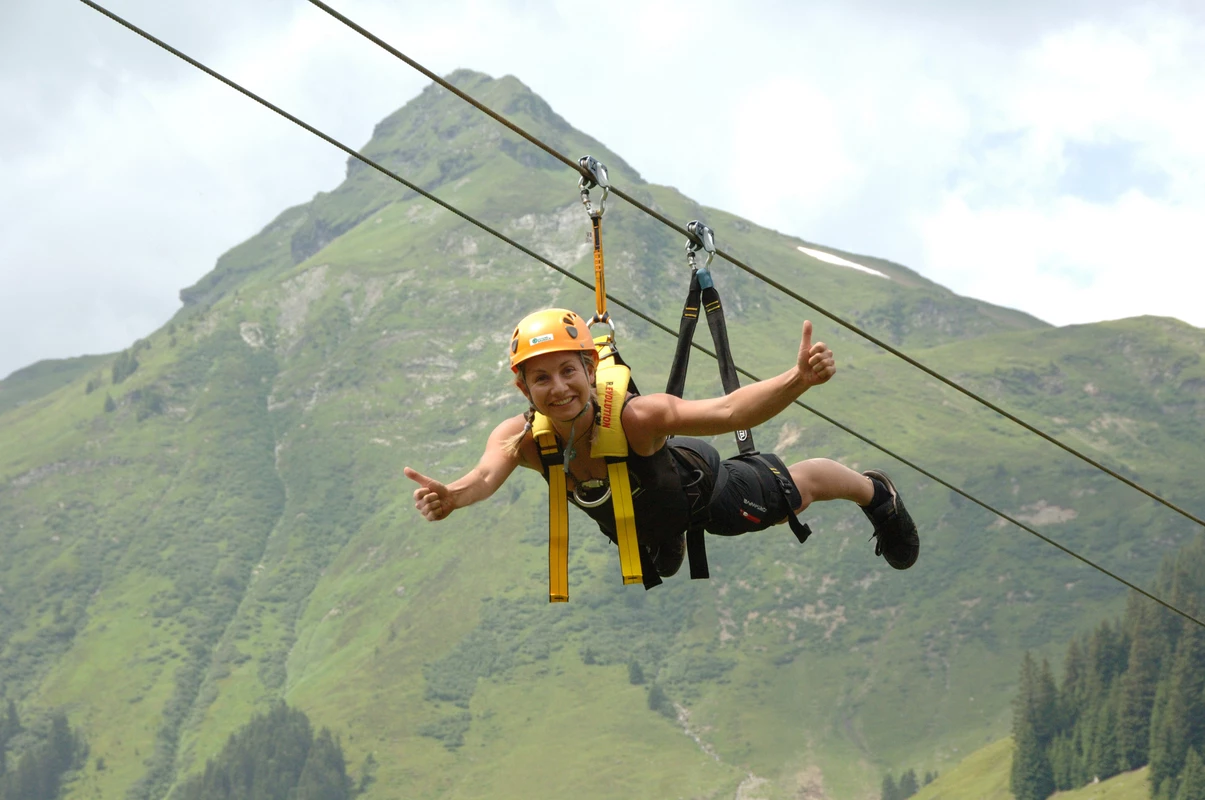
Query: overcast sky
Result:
<box><xmin>2</xmin><ymin>0</ymin><xmax>1203</xmax><ymax>379</ymax></box>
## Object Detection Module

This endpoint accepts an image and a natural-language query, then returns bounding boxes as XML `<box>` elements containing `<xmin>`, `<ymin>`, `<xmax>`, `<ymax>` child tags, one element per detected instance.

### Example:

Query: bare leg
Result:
<box><xmin>787</xmin><ymin>458</ymin><xmax>874</xmax><ymax>514</ymax></box>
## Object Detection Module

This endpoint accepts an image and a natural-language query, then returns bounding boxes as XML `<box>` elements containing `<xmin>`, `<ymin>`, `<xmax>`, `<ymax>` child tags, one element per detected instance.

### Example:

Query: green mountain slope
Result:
<box><xmin>0</xmin><ymin>354</ymin><xmax>112</xmax><ymax>415</ymax></box>
<box><xmin>910</xmin><ymin>737</ymin><xmax>1150</xmax><ymax>800</ymax></box>
<box><xmin>2</xmin><ymin>70</ymin><xmax>1203</xmax><ymax>800</ymax></box>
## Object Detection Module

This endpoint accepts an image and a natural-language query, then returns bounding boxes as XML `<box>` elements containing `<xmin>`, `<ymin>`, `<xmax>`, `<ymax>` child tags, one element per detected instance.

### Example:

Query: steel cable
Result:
<box><xmin>305</xmin><ymin>0</ymin><xmax>1205</xmax><ymax>533</ymax></box>
<box><xmin>78</xmin><ymin>0</ymin><xmax>1205</xmax><ymax>630</ymax></box>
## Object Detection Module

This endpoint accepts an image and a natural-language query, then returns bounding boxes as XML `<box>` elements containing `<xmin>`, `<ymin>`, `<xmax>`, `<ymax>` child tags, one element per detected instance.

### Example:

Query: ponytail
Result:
<box><xmin>503</xmin><ymin>404</ymin><xmax>536</xmax><ymax>457</ymax></box>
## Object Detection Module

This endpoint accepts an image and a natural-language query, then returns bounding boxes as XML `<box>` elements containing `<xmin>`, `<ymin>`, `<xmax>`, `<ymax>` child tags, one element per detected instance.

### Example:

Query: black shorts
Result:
<box><xmin>704</xmin><ymin>453</ymin><xmax>802</xmax><ymax>536</ymax></box>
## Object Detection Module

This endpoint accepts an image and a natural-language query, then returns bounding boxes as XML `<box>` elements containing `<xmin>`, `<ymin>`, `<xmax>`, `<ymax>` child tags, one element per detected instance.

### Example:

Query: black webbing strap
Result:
<box><xmin>686</xmin><ymin>526</ymin><xmax>708</xmax><ymax>579</ymax></box>
<box><xmin>700</xmin><ymin>278</ymin><xmax>756</xmax><ymax>455</ymax></box>
<box><xmin>640</xmin><ymin>545</ymin><xmax>662</xmax><ymax>590</ymax></box>
<box><xmin>665</xmin><ymin>270</ymin><xmax>701</xmax><ymax>399</ymax></box>
<box><xmin>666</xmin><ymin>268</ymin><xmax>759</xmax><ymax>580</ymax></box>
<box><xmin>748</xmin><ymin>453</ymin><xmax>813</xmax><ymax>544</ymax></box>
<box><xmin>667</xmin><ymin>270</ymin><xmax>754</xmax><ymax>453</ymax></box>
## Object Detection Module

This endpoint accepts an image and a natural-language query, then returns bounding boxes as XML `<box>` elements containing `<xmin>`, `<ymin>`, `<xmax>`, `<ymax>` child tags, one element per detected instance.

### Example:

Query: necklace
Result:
<box><xmin>556</xmin><ymin>401</ymin><xmax>612</xmax><ymax>507</ymax></box>
<box><xmin>560</xmin><ymin>400</ymin><xmax>596</xmax><ymax>474</ymax></box>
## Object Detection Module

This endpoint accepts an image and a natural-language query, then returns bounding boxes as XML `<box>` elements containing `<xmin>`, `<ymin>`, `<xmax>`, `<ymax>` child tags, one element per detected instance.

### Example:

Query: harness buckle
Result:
<box><xmin>578</xmin><ymin>155</ymin><xmax>610</xmax><ymax>217</ymax></box>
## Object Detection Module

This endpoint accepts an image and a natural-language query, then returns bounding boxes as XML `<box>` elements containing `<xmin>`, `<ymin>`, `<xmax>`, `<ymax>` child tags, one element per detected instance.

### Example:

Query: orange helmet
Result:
<box><xmin>509</xmin><ymin>309</ymin><xmax>596</xmax><ymax>373</ymax></box>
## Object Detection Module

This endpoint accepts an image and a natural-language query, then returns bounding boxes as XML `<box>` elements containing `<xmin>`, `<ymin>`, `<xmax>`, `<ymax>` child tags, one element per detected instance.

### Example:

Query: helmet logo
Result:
<box><xmin>529</xmin><ymin>334</ymin><xmax>555</xmax><ymax>346</ymax></box>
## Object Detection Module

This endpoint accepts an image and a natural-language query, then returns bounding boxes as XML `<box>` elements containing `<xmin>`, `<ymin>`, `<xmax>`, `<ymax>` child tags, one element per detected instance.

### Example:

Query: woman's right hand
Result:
<box><xmin>404</xmin><ymin>467</ymin><xmax>453</xmax><ymax>522</ymax></box>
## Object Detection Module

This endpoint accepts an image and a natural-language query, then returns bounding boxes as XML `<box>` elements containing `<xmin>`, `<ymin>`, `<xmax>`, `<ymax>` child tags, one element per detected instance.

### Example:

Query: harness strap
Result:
<box><xmin>669</xmin><ymin>444</ymin><xmax>715</xmax><ymax>580</ymax></box>
<box><xmin>532</xmin><ymin>417</ymin><xmax>570</xmax><ymax>603</ymax></box>
<box><xmin>665</xmin><ymin>270</ymin><xmax>700</xmax><ymax>400</ymax></box>
<box><xmin>533</xmin><ymin>339</ymin><xmax>645</xmax><ymax>600</ymax></box>
<box><xmin>667</xmin><ymin>266</ymin><xmax>761</xmax><ymax>580</ymax></box>
<box><xmin>605</xmin><ymin>458</ymin><xmax>642</xmax><ymax>585</ymax></box>
<box><xmin>751</xmin><ymin>454</ymin><xmax>813</xmax><ymax>544</ymax></box>
<box><xmin>591</xmin><ymin>341</ymin><xmax>642</xmax><ymax>586</ymax></box>
<box><xmin>699</xmin><ymin>277</ymin><xmax>756</xmax><ymax>455</ymax></box>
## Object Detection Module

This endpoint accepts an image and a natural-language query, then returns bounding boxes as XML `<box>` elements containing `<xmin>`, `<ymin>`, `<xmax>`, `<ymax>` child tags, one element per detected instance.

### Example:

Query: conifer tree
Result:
<box><xmin>1048</xmin><ymin>734</ymin><xmax>1073</xmax><ymax>791</ymax></box>
<box><xmin>294</xmin><ymin>729</ymin><xmax>351</xmax><ymax>800</ymax></box>
<box><xmin>1</xmin><ymin>711</ymin><xmax>85</xmax><ymax>800</ymax></box>
<box><xmin>1149</xmin><ymin>622</ymin><xmax>1205</xmax><ymax>797</ymax></box>
<box><xmin>647</xmin><ymin>684</ymin><xmax>674</xmax><ymax>718</ymax></box>
<box><xmin>898</xmin><ymin>768</ymin><xmax>919</xmax><ymax>797</ymax></box>
<box><xmin>1012</xmin><ymin>652</ymin><xmax>1056</xmax><ymax>800</ymax></box>
<box><xmin>1036</xmin><ymin>659</ymin><xmax>1058</xmax><ymax>747</ymax></box>
<box><xmin>1150</xmin><ymin>681</ymin><xmax>1175</xmax><ymax>799</ymax></box>
<box><xmin>175</xmin><ymin>702</ymin><xmax>352</xmax><ymax>800</ymax></box>
<box><xmin>1059</xmin><ymin>638</ymin><xmax>1088</xmax><ymax>730</ymax></box>
<box><xmin>1176</xmin><ymin>748</ymin><xmax>1205</xmax><ymax>800</ymax></box>
<box><xmin>1087</xmin><ymin>688</ymin><xmax>1120</xmax><ymax>781</ymax></box>
<box><xmin>880</xmin><ymin>772</ymin><xmax>899</xmax><ymax>800</ymax></box>
<box><xmin>1117</xmin><ymin>604</ymin><xmax>1164</xmax><ymax>770</ymax></box>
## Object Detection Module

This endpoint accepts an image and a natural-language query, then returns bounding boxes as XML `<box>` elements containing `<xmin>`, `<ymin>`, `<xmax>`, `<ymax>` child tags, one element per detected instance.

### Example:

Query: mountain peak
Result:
<box><xmin>355</xmin><ymin>69</ymin><xmax>636</xmax><ymax>186</ymax></box>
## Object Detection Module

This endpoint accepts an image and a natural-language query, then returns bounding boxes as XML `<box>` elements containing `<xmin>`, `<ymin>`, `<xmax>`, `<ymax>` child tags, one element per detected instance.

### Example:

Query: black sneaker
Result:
<box><xmin>861</xmin><ymin>470</ymin><xmax>919</xmax><ymax>570</ymax></box>
<box><xmin>651</xmin><ymin>533</ymin><xmax>687</xmax><ymax>578</ymax></box>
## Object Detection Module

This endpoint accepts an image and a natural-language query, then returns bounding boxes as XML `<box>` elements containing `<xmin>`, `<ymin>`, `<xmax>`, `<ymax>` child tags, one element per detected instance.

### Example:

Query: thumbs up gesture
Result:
<box><xmin>405</xmin><ymin>467</ymin><xmax>453</xmax><ymax>521</ymax></box>
<box><xmin>798</xmin><ymin>320</ymin><xmax>836</xmax><ymax>388</ymax></box>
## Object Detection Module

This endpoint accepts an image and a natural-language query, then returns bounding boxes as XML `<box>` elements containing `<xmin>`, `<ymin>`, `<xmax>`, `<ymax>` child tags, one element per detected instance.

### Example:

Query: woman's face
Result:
<box><xmin>517</xmin><ymin>351</ymin><xmax>595</xmax><ymax>421</ymax></box>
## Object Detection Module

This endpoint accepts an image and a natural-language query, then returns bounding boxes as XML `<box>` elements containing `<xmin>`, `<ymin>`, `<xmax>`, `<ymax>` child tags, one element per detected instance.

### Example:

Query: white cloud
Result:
<box><xmin>2</xmin><ymin>0</ymin><xmax>1204</xmax><ymax>379</ymax></box>
<box><xmin>920</xmin><ymin>191</ymin><xmax>1205</xmax><ymax>326</ymax></box>
<box><xmin>914</xmin><ymin>8</ymin><xmax>1205</xmax><ymax>328</ymax></box>
<box><xmin>728</xmin><ymin>78</ymin><xmax>864</xmax><ymax>227</ymax></box>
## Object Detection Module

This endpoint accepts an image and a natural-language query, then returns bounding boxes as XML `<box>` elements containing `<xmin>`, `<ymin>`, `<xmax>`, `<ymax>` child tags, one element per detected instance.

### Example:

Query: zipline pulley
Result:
<box><xmin>578</xmin><ymin>155</ymin><xmax>610</xmax><ymax>217</ymax></box>
<box><xmin>685</xmin><ymin>220</ymin><xmax>716</xmax><ymax>271</ymax></box>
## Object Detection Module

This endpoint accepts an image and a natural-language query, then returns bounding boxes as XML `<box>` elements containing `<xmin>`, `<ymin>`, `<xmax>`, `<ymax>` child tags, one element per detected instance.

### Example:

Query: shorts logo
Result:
<box><xmin>742</xmin><ymin>498</ymin><xmax>767</xmax><ymax>513</ymax></box>
<box><xmin>529</xmin><ymin>334</ymin><xmax>555</xmax><ymax>345</ymax></box>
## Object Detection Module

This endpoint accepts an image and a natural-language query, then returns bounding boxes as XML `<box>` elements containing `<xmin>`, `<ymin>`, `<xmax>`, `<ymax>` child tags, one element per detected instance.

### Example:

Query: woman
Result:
<box><xmin>404</xmin><ymin>308</ymin><xmax>918</xmax><ymax>581</ymax></box>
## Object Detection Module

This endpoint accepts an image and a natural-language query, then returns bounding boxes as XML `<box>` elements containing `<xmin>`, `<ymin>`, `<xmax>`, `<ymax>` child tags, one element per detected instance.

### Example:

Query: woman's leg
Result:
<box><xmin>787</xmin><ymin>458</ymin><xmax>874</xmax><ymax>514</ymax></box>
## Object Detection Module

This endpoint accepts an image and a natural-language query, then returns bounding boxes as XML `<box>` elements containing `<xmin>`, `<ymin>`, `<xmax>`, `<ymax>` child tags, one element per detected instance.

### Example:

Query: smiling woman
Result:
<box><xmin>404</xmin><ymin>307</ymin><xmax>921</xmax><ymax>601</ymax></box>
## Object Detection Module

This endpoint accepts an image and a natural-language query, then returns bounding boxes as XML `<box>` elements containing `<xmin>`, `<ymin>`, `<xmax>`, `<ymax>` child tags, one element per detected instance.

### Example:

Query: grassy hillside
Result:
<box><xmin>912</xmin><ymin>738</ymin><xmax>1150</xmax><ymax>800</ymax></box>
<box><xmin>2</xmin><ymin>70</ymin><xmax>1203</xmax><ymax>800</ymax></box>
<box><xmin>0</xmin><ymin>354</ymin><xmax>112</xmax><ymax>415</ymax></box>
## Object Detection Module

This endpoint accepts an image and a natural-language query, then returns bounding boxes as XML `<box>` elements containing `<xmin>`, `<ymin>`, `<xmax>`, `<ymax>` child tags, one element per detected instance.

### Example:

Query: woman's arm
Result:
<box><xmin>405</xmin><ymin>414</ymin><xmax>531</xmax><ymax>521</ymax></box>
<box><xmin>623</xmin><ymin>320</ymin><xmax>835</xmax><ymax>454</ymax></box>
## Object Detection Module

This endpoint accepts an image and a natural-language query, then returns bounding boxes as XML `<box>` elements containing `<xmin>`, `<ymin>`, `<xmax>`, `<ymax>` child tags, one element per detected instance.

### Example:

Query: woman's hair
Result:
<box><xmin>503</xmin><ymin>352</ymin><xmax>597</xmax><ymax>458</ymax></box>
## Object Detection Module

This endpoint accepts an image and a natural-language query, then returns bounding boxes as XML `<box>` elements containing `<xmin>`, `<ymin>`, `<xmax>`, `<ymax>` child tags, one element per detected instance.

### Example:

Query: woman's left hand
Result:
<box><xmin>798</xmin><ymin>320</ymin><xmax>836</xmax><ymax>387</ymax></box>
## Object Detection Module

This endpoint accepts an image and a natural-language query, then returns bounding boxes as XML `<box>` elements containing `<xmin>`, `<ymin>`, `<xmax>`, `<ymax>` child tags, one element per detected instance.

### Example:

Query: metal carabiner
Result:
<box><xmin>579</xmin><ymin>155</ymin><xmax>610</xmax><ymax>217</ymax></box>
<box><xmin>685</xmin><ymin>220</ymin><xmax>716</xmax><ymax>271</ymax></box>
<box><xmin>572</xmin><ymin>481</ymin><xmax>613</xmax><ymax>509</ymax></box>
<box><xmin>587</xmin><ymin>312</ymin><xmax>616</xmax><ymax>343</ymax></box>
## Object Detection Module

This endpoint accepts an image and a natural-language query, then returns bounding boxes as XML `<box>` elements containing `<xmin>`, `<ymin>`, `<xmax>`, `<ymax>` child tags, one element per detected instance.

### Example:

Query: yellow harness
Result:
<box><xmin>531</xmin><ymin>339</ymin><xmax>642</xmax><ymax>602</ymax></box>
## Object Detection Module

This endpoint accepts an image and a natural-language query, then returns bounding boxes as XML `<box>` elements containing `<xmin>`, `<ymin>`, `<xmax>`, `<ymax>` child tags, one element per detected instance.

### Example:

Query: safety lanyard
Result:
<box><xmin>578</xmin><ymin>156</ymin><xmax>614</xmax><ymax>342</ymax></box>
<box><xmin>665</xmin><ymin>221</ymin><xmax>761</xmax><ymax>580</ymax></box>
<box><xmin>533</xmin><ymin>157</ymin><xmax>644</xmax><ymax>601</ymax></box>
<box><xmin>666</xmin><ymin>221</ymin><xmax>757</xmax><ymax>456</ymax></box>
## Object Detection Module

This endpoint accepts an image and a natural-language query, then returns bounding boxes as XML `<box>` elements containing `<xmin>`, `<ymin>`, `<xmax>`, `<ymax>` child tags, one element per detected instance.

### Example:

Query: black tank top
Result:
<box><xmin>542</xmin><ymin>437</ymin><xmax>721</xmax><ymax>549</ymax></box>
